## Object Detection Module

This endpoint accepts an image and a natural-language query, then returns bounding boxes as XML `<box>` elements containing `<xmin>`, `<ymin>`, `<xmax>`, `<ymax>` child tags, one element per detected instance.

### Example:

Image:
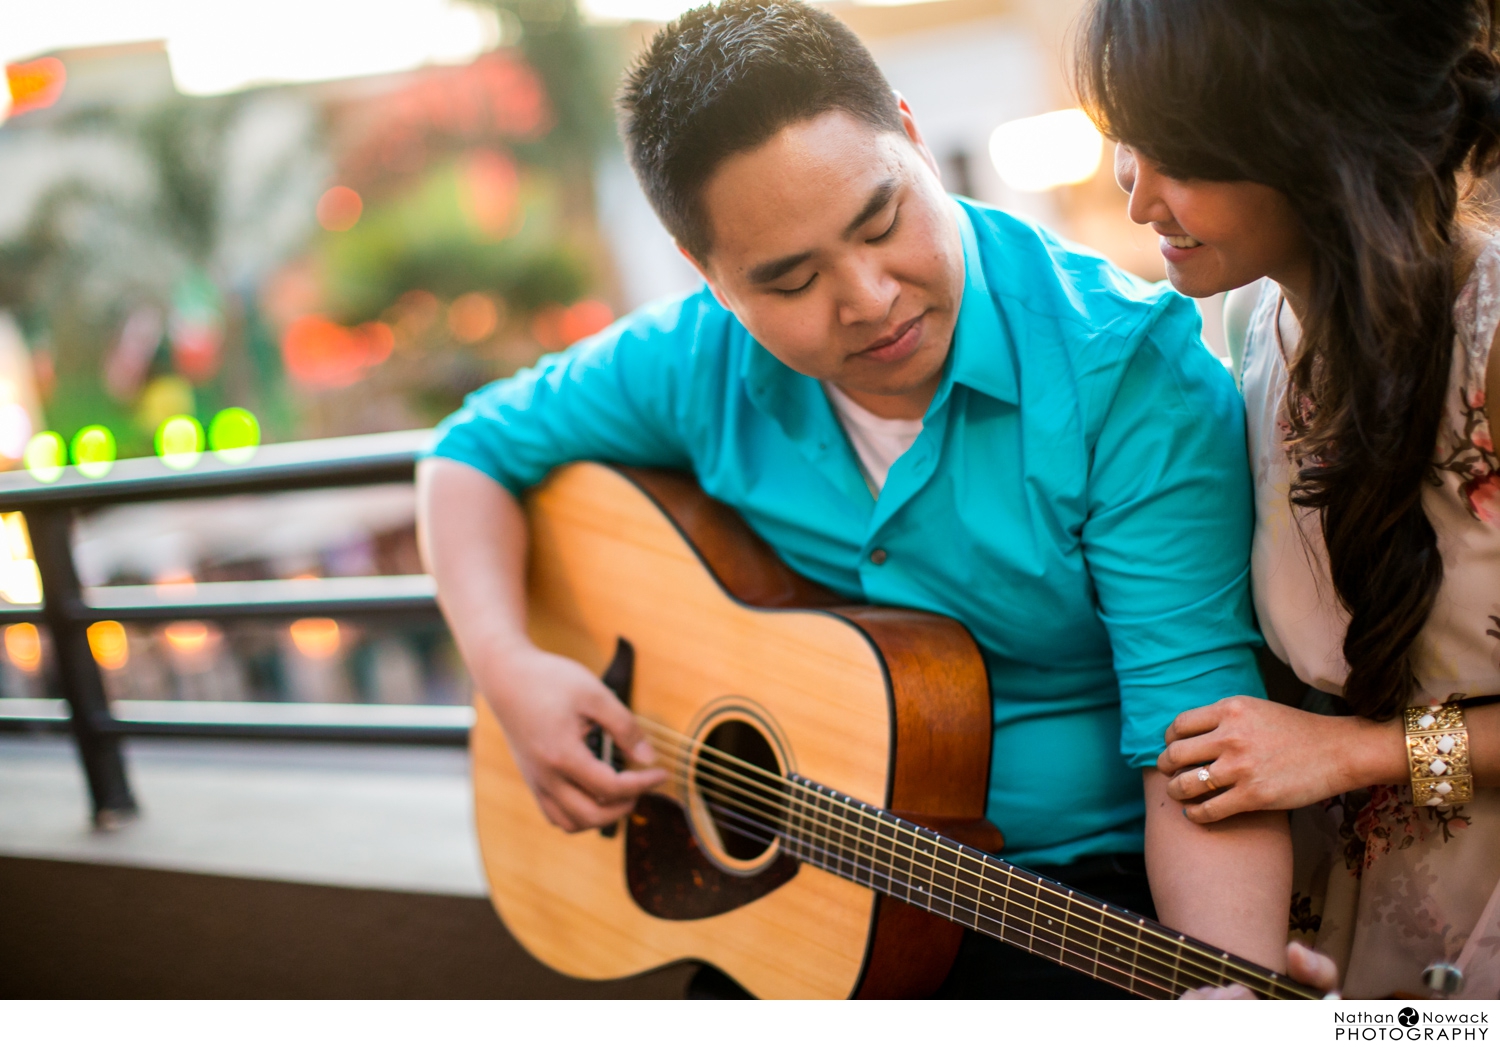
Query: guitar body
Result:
<box><xmin>472</xmin><ymin>462</ymin><xmax>996</xmax><ymax>999</ymax></box>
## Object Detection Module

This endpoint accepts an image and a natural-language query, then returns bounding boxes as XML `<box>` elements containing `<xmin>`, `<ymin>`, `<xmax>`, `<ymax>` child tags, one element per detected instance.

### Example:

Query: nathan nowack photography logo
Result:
<box><xmin>1335</xmin><ymin>1010</ymin><xmax>1489</xmax><ymax>1042</ymax></box>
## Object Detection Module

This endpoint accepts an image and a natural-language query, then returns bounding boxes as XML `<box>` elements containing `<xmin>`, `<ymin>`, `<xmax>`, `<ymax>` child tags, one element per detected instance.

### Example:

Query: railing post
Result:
<box><xmin>27</xmin><ymin>506</ymin><xmax>138</xmax><ymax>827</ymax></box>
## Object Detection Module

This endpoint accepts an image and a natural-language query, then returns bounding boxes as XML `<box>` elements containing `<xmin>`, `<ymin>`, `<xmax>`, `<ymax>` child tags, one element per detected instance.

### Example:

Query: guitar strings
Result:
<box><xmin>661</xmin><ymin>752</ymin><xmax>1292</xmax><ymax>1000</ymax></box>
<box><xmin>657</xmin><ymin>755</ymin><xmax>1267</xmax><ymax>998</ymax></box>
<box><xmin>631</xmin><ymin>719</ymin><xmax>1277</xmax><ymax>995</ymax></box>
<box><xmin>663</xmin><ymin>757</ymin><xmax>1250</xmax><ymax>1001</ymax></box>
<box><xmin>629</xmin><ymin>720</ymin><xmax>1309</xmax><ymax>999</ymax></box>
<box><xmin>686</xmin><ymin>787</ymin><xmax>1187</xmax><ymax>998</ymax></box>
<box><xmin>694</xmin><ymin>797</ymin><xmax>1179</xmax><ymax>999</ymax></box>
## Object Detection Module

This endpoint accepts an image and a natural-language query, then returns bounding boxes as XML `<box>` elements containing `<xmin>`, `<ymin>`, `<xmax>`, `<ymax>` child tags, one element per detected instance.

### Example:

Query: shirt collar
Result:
<box><xmin>741</xmin><ymin>195</ymin><xmax>1018</xmax><ymax>426</ymax></box>
<box><xmin>943</xmin><ymin>198</ymin><xmax>1017</xmax><ymax>407</ymax></box>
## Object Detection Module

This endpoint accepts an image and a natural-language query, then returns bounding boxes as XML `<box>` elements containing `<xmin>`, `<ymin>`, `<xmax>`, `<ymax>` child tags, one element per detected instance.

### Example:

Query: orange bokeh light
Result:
<box><xmin>88</xmin><ymin>620</ymin><xmax>129</xmax><ymax>671</ymax></box>
<box><xmin>282</xmin><ymin>316</ymin><xmax>394</xmax><ymax>388</ymax></box>
<box><xmin>531</xmin><ymin>300</ymin><xmax>615</xmax><ymax>351</ymax></box>
<box><xmin>6</xmin><ymin>58</ymin><xmax>66</xmax><ymax>118</ymax></box>
<box><xmin>316</xmin><ymin>186</ymin><xmax>363</xmax><ymax>232</ymax></box>
<box><xmin>461</xmin><ymin>149</ymin><xmax>520</xmax><ymax>239</ymax></box>
<box><xmin>4</xmin><ymin>623</ymin><xmax>41</xmax><ymax>673</ymax></box>
<box><xmin>163</xmin><ymin>621</ymin><xmax>211</xmax><ymax>655</ymax></box>
<box><xmin>290</xmin><ymin>618</ymin><xmax>341</xmax><ymax>659</ymax></box>
<box><xmin>447</xmin><ymin>292</ymin><xmax>500</xmax><ymax>343</ymax></box>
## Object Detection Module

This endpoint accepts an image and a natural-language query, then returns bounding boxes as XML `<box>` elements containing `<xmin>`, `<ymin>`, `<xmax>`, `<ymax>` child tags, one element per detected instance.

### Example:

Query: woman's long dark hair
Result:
<box><xmin>1077</xmin><ymin>0</ymin><xmax>1500</xmax><ymax>720</ymax></box>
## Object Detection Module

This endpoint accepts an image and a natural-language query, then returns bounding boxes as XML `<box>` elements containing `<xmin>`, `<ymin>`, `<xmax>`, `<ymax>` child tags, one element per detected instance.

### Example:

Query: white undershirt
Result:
<box><xmin>823</xmin><ymin>382</ymin><xmax>924</xmax><ymax>496</ymax></box>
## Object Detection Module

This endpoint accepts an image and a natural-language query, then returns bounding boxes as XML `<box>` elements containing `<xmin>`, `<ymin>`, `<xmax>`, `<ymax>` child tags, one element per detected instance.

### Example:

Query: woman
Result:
<box><xmin>1078</xmin><ymin>0</ymin><xmax>1500</xmax><ymax>998</ymax></box>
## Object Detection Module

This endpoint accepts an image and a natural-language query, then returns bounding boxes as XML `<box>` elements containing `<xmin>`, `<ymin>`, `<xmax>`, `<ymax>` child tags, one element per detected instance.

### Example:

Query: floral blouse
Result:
<box><xmin>1241</xmin><ymin>236</ymin><xmax>1500</xmax><ymax>998</ymax></box>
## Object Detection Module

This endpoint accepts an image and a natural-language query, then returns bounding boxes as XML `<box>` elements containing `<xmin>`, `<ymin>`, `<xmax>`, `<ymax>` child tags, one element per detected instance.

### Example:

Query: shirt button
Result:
<box><xmin>869</xmin><ymin>548</ymin><xmax>888</xmax><ymax>565</ymax></box>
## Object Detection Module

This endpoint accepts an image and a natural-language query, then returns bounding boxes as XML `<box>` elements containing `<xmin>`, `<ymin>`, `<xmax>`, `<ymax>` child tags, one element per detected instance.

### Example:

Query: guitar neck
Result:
<box><xmin>782</xmin><ymin>775</ymin><xmax>1318</xmax><ymax>1000</ymax></box>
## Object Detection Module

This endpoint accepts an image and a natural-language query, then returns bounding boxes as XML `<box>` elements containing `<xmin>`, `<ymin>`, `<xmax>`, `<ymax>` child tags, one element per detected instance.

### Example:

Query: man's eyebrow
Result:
<box><xmin>745</xmin><ymin>179</ymin><xmax>901</xmax><ymax>286</ymax></box>
<box><xmin>748</xmin><ymin>250</ymin><xmax>814</xmax><ymax>286</ymax></box>
<box><xmin>842</xmin><ymin>178</ymin><xmax>899</xmax><ymax>238</ymax></box>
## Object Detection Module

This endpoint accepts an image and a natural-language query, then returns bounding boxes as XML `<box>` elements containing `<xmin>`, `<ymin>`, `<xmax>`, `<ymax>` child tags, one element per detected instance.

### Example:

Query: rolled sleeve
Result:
<box><xmin>1081</xmin><ymin>298</ymin><xmax>1265</xmax><ymax>768</ymax></box>
<box><xmin>427</xmin><ymin>293</ymin><xmax>706</xmax><ymax>494</ymax></box>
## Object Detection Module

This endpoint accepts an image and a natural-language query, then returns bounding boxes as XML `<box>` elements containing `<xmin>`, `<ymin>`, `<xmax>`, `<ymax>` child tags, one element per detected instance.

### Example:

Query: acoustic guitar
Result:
<box><xmin>471</xmin><ymin>461</ymin><xmax>1318</xmax><ymax>1000</ymax></box>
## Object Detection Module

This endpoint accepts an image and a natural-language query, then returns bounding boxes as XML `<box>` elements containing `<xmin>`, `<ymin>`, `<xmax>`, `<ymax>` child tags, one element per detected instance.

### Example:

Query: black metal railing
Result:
<box><xmin>0</xmin><ymin>429</ymin><xmax>462</xmax><ymax>827</ymax></box>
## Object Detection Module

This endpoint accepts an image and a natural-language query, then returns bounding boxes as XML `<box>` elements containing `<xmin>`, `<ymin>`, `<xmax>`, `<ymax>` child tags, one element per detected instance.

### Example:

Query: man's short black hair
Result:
<box><xmin>619</xmin><ymin>0</ymin><xmax>903</xmax><ymax>261</ymax></box>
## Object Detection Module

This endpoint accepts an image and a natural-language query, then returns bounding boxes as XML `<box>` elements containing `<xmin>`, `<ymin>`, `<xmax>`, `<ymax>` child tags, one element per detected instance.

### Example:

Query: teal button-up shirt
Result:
<box><xmin>431</xmin><ymin>197</ymin><xmax>1264</xmax><ymax>866</ymax></box>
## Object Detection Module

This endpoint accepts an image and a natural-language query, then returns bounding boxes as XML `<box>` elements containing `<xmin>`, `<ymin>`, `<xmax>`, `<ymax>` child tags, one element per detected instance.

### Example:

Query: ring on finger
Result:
<box><xmin>1196</xmin><ymin>766</ymin><xmax>1218</xmax><ymax>792</ymax></box>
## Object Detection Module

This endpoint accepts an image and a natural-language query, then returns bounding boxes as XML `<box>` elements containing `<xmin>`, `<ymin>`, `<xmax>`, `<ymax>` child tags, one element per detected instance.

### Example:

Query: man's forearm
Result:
<box><xmin>1143</xmin><ymin>769</ymin><xmax>1291</xmax><ymax>973</ymax></box>
<box><xmin>415</xmin><ymin>457</ymin><xmax>535</xmax><ymax>676</ymax></box>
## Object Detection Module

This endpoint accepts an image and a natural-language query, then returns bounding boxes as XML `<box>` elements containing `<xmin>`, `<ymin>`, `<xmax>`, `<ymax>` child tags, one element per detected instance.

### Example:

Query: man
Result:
<box><xmin>419</xmin><ymin>0</ymin><xmax>1291</xmax><ymax>996</ymax></box>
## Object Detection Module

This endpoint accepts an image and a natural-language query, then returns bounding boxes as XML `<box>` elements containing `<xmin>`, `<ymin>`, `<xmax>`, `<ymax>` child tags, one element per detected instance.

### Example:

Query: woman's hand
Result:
<box><xmin>1181</xmin><ymin>941</ymin><xmax>1341</xmax><ymax>999</ymax></box>
<box><xmin>1158</xmin><ymin>696</ymin><xmax>1404</xmax><ymax>823</ymax></box>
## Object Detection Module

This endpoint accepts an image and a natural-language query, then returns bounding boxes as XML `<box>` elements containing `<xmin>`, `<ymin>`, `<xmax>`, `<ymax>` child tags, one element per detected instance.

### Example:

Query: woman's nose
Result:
<box><xmin>1120</xmin><ymin>155</ymin><xmax>1171</xmax><ymax>227</ymax></box>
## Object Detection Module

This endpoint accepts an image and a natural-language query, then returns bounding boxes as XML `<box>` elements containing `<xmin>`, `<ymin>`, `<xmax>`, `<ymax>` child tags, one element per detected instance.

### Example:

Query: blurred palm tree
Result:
<box><xmin>0</xmin><ymin>92</ymin><xmax>322</xmax><ymax>453</ymax></box>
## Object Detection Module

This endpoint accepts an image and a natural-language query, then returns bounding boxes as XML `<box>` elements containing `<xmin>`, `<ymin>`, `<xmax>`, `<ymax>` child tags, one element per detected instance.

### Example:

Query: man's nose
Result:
<box><xmin>836</xmin><ymin>259</ymin><xmax>897</xmax><ymax>328</ymax></box>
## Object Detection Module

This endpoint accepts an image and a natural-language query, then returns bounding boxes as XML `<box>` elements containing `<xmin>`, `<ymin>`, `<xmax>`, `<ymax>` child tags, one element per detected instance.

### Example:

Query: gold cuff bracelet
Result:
<box><xmin>1404</xmin><ymin>702</ymin><xmax>1474</xmax><ymax>808</ymax></box>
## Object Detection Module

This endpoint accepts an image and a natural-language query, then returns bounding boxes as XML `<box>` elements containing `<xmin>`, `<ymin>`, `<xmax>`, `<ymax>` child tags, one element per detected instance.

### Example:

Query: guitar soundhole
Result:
<box><xmin>699</xmin><ymin>719</ymin><xmax>783</xmax><ymax>863</ymax></box>
<box><xmin>624</xmin><ymin>703</ymin><xmax>799</xmax><ymax>921</ymax></box>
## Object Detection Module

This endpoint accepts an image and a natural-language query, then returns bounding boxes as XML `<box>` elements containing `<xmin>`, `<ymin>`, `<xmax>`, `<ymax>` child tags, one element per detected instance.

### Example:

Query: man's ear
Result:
<box><xmin>676</xmin><ymin>242</ymin><xmax>734</xmax><ymax>312</ymax></box>
<box><xmin>894</xmin><ymin>91</ymin><xmax>942</xmax><ymax>181</ymax></box>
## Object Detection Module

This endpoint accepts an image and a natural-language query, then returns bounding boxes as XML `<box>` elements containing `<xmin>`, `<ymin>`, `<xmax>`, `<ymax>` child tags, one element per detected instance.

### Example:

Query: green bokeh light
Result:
<box><xmin>156</xmin><ymin>415</ymin><xmax>205</xmax><ymax>470</ymax></box>
<box><xmin>209</xmin><ymin>407</ymin><xmax>260</xmax><ymax>465</ymax></box>
<box><xmin>24</xmin><ymin>432</ymin><xmax>66</xmax><ymax>483</ymax></box>
<box><xmin>70</xmin><ymin>426</ymin><xmax>117</xmax><ymax>480</ymax></box>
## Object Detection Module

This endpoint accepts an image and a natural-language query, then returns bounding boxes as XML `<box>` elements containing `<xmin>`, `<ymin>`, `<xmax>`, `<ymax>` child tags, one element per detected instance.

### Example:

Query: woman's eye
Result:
<box><xmin>868</xmin><ymin>208</ymin><xmax>900</xmax><ymax>244</ymax></box>
<box><xmin>774</xmin><ymin>274</ymin><xmax>816</xmax><ymax>296</ymax></box>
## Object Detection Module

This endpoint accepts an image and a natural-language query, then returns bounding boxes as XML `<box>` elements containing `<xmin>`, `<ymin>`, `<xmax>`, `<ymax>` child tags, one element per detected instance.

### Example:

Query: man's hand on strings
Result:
<box><xmin>480</xmin><ymin>644</ymin><xmax>666</xmax><ymax>832</ymax></box>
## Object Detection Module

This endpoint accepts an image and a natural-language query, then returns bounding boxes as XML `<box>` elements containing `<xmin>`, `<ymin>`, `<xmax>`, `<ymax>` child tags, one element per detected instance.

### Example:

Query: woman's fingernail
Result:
<box><xmin>1182</xmin><ymin>808</ymin><xmax>1189</xmax><ymax>818</ymax></box>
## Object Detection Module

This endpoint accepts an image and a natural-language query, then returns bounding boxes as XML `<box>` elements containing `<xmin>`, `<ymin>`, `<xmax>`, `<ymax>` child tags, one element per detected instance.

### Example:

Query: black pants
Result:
<box><xmin>687</xmin><ymin>852</ymin><xmax>1154</xmax><ymax>999</ymax></box>
<box><xmin>934</xmin><ymin>852</ymin><xmax>1155</xmax><ymax>999</ymax></box>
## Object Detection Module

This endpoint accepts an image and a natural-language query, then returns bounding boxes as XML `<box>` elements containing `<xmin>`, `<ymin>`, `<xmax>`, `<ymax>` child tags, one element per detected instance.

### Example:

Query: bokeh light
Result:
<box><xmin>0</xmin><ymin>512</ymin><xmax>41</xmax><ymax>605</ymax></box>
<box><xmin>446</xmin><ymin>292</ymin><xmax>500</xmax><ymax>343</ymax></box>
<box><xmin>317</xmin><ymin>186</ymin><xmax>363</xmax><ymax>231</ymax></box>
<box><xmin>136</xmin><ymin>375</ymin><xmax>196</xmax><ymax>435</ymax></box>
<box><xmin>23</xmin><ymin>431</ymin><xmax>66</xmax><ymax>483</ymax></box>
<box><xmin>156</xmin><ymin>414</ymin><xmax>205</xmax><ymax>470</ymax></box>
<box><xmin>531</xmin><ymin>300</ymin><xmax>615</xmax><ymax>351</ymax></box>
<box><xmin>209</xmin><ymin>407</ymin><xmax>261</xmax><ymax>464</ymax></box>
<box><xmin>87</xmin><ymin>620</ymin><xmax>129</xmax><ymax>671</ymax></box>
<box><xmin>4</xmin><ymin>622</ymin><xmax>41</xmax><ymax>672</ymax></box>
<box><xmin>0</xmin><ymin>402</ymin><xmax>33</xmax><ymax>462</ymax></box>
<box><xmin>282</xmin><ymin>316</ymin><xmax>394</xmax><ymax>388</ymax></box>
<box><xmin>70</xmin><ymin>425</ymin><xmax>117</xmax><ymax>479</ymax></box>
<box><xmin>290</xmin><ymin>617</ymin><xmax>341</xmax><ymax>658</ymax></box>
<box><xmin>460</xmin><ymin>149</ymin><xmax>519</xmax><ymax>239</ymax></box>
<box><xmin>989</xmin><ymin>109</ymin><xmax>1104</xmax><ymax>194</ymax></box>
<box><xmin>163</xmin><ymin>620</ymin><xmax>211</xmax><ymax>655</ymax></box>
<box><xmin>5</xmin><ymin>57</ymin><xmax>67</xmax><ymax>119</ymax></box>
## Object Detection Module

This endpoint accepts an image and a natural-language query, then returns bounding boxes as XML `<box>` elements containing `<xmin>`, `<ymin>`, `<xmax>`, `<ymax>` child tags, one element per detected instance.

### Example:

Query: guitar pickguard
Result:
<box><xmin>625</xmin><ymin>794</ymin><xmax>799</xmax><ymax>920</ymax></box>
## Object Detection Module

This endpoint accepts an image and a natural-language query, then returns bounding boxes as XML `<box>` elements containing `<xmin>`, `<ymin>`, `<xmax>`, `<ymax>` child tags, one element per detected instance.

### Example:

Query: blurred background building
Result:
<box><xmin>0</xmin><ymin>0</ymin><xmax>1207</xmax><ymax>713</ymax></box>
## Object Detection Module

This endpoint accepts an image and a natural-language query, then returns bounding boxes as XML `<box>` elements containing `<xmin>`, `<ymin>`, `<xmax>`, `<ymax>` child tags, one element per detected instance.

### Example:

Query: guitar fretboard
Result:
<box><xmin>778</xmin><ymin>775</ymin><xmax>1317</xmax><ymax>1000</ymax></box>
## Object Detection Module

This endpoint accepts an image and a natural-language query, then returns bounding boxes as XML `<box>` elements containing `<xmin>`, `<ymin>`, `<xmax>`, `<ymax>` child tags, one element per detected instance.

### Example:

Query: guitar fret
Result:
<box><xmin>953</xmin><ymin>849</ymin><xmax>986</xmax><ymax>929</ymax></box>
<box><xmin>868</xmin><ymin>806</ymin><xmax>894</xmax><ymax>895</ymax></box>
<box><xmin>973</xmin><ymin>856</ymin><xmax>1010</xmax><ymax>944</ymax></box>
<box><xmin>1171</xmin><ymin>934</ymin><xmax>1187</xmax><ymax>997</ymax></box>
<box><xmin>1057</xmin><ymin>889</ymin><xmax>1099</xmax><ymax>981</ymax></box>
<box><xmin>930</xmin><ymin>834</ymin><xmax>954</xmax><ymax>912</ymax></box>
<box><xmin>846</xmin><ymin>797</ymin><xmax>870</xmax><ymax>886</ymax></box>
<box><xmin>1103</xmin><ymin>909</ymin><xmax>1140</xmax><ymax>995</ymax></box>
